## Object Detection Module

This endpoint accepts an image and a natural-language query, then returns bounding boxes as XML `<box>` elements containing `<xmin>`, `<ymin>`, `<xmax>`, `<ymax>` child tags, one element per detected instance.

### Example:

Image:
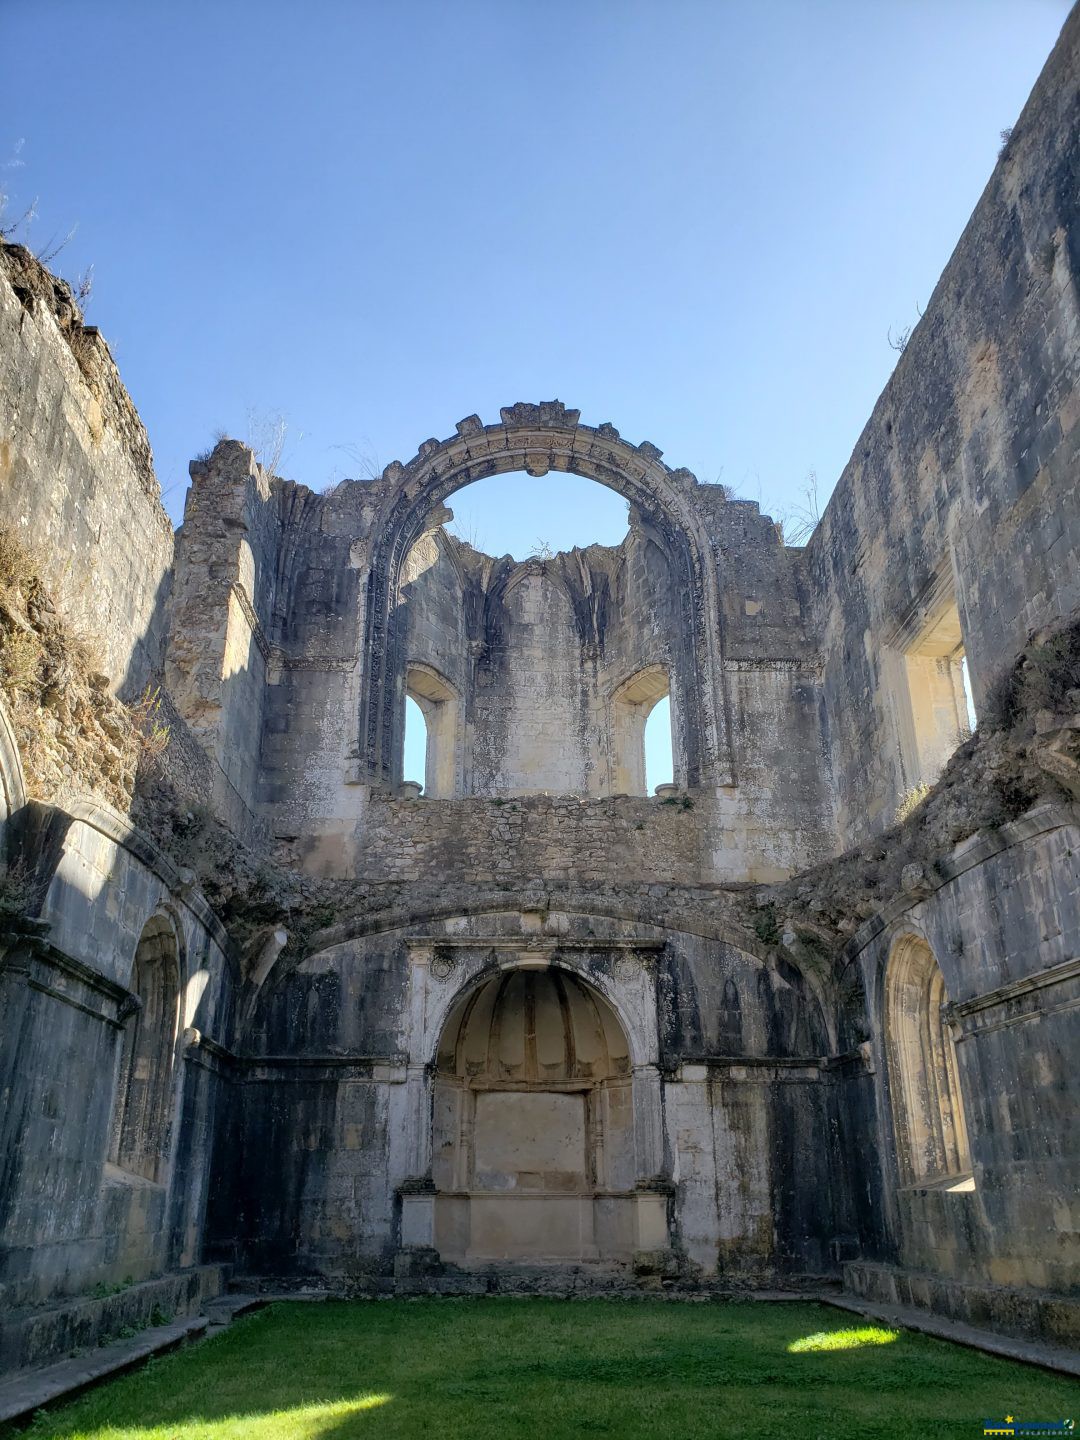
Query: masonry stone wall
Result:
<box><xmin>0</xmin><ymin>774</ymin><xmax>234</xmax><ymax>1328</ymax></box>
<box><xmin>172</xmin><ymin>426</ymin><xmax>836</xmax><ymax>883</ymax></box>
<box><xmin>0</xmin><ymin>246</ymin><xmax>173</xmax><ymax>696</ymax></box>
<box><xmin>207</xmin><ymin>908</ymin><xmax>869</xmax><ymax>1285</ymax></box>
<box><xmin>165</xmin><ymin>442</ymin><xmax>284</xmax><ymax>841</ymax></box>
<box><xmin>853</xmin><ymin>805</ymin><xmax>1080</xmax><ymax>1297</ymax></box>
<box><xmin>399</xmin><ymin>523</ymin><xmax>697</xmax><ymax>797</ymax></box>
<box><xmin>806</xmin><ymin>16</ymin><xmax>1080</xmax><ymax>844</ymax></box>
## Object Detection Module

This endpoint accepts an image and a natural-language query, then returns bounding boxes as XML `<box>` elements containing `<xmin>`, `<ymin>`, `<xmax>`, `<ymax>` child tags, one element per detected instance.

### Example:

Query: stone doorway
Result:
<box><xmin>431</xmin><ymin>967</ymin><xmax>639</xmax><ymax>1263</ymax></box>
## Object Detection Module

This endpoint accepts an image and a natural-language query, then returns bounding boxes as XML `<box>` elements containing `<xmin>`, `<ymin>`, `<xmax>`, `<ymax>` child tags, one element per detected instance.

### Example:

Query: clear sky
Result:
<box><xmin>2</xmin><ymin>0</ymin><xmax>1069</xmax><ymax>786</ymax></box>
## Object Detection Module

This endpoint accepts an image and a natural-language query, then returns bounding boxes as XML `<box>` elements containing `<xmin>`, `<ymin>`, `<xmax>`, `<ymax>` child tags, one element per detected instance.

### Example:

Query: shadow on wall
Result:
<box><xmin>0</xmin><ymin>784</ymin><xmax>233</xmax><ymax>1308</ymax></box>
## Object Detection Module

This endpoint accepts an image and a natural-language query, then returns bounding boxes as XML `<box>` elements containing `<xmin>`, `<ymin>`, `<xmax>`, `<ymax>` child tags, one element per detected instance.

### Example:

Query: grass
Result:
<box><xmin>8</xmin><ymin>1299</ymin><xmax>1078</xmax><ymax>1440</ymax></box>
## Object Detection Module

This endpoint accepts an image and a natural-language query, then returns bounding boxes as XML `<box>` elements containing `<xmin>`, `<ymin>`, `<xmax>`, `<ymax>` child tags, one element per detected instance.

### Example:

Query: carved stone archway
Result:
<box><xmin>356</xmin><ymin>402</ymin><xmax>733</xmax><ymax>790</ymax></box>
<box><xmin>395</xmin><ymin>929</ymin><xmax>671</xmax><ymax>1266</ymax></box>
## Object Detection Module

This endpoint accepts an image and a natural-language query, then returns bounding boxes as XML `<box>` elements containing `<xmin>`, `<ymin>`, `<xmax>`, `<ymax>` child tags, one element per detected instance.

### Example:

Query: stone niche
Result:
<box><xmin>431</xmin><ymin>966</ymin><xmax>642</xmax><ymax>1263</ymax></box>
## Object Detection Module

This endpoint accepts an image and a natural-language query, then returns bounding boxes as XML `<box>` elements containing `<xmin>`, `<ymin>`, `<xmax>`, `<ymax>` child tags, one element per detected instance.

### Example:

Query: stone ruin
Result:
<box><xmin>1</xmin><ymin>9</ymin><xmax>1079</xmax><ymax>1374</ymax></box>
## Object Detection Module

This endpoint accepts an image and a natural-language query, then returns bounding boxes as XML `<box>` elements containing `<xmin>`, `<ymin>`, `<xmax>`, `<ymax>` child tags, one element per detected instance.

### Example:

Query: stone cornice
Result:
<box><xmin>407</xmin><ymin>936</ymin><xmax>666</xmax><ymax>952</ymax></box>
<box><xmin>946</xmin><ymin>954</ymin><xmax>1080</xmax><ymax>1041</ymax></box>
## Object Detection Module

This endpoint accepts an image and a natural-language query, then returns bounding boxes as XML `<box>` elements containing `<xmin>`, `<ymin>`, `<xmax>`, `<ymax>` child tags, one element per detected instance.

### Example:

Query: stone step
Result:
<box><xmin>0</xmin><ymin>1264</ymin><xmax>229</xmax><ymax>1377</ymax></box>
<box><xmin>0</xmin><ymin>1316</ymin><xmax>207</xmax><ymax>1428</ymax></box>
<box><xmin>204</xmin><ymin>1294</ymin><xmax>267</xmax><ymax>1328</ymax></box>
<box><xmin>227</xmin><ymin>1275</ymin><xmax>338</xmax><ymax>1299</ymax></box>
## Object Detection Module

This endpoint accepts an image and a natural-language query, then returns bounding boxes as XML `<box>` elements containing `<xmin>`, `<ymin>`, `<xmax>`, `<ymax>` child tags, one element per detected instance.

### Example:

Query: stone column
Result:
<box><xmin>396</xmin><ymin>945</ymin><xmax>437</xmax><ymax>1258</ymax></box>
<box><xmin>631</xmin><ymin>1060</ymin><xmax>672</xmax><ymax>1254</ymax></box>
<box><xmin>631</xmin><ymin>1061</ymin><xmax>666</xmax><ymax>1182</ymax></box>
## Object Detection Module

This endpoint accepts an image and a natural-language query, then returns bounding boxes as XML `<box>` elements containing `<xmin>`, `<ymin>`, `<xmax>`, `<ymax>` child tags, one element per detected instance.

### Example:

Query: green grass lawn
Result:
<box><xmin>8</xmin><ymin>1298</ymin><xmax>1079</xmax><ymax>1440</ymax></box>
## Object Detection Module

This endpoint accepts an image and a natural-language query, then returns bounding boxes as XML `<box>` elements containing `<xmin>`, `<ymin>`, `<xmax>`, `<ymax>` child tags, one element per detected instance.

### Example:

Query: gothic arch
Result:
<box><xmin>110</xmin><ymin>910</ymin><xmax>183</xmax><ymax>1183</ymax></box>
<box><xmin>884</xmin><ymin>932</ymin><xmax>972</xmax><ymax>1187</ymax></box>
<box><xmin>357</xmin><ymin>402</ymin><xmax>732</xmax><ymax>790</ymax></box>
<box><xmin>404</xmin><ymin>661</ymin><xmax>461</xmax><ymax>797</ymax></box>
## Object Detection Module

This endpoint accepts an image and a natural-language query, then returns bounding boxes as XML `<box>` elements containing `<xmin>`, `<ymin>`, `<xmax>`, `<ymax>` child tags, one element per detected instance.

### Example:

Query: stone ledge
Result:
<box><xmin>843</xmin><ymin>1260</ymin><xmax>1080</xmax><ymax>1356</ymax></box>
<box><xmin>0</xmin><ymin>1264</ymin><xmax>227</xmax><ymax>1376</ymax></box>
<box><xmin>0</xmin><ymin>1315</ymin><xmax>207</xmax><ymax>1427</ymax></box>
<box><xmin>827</xmin><ymin>1293</ymin><xmax>1080</xmax><ymax>1378</ymax></box>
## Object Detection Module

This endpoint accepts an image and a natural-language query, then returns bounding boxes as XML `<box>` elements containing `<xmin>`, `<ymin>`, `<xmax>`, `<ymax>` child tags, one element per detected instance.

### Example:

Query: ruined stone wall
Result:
<box><xmin>358</xmin><ymin>792</ymin><xmax>708</xmax><ymax>886</ymax></box>
<box><xmin>165</xmin><ymin>443</ymin><xmax>284</xmax><ymax>841</ymax></box>
<box><xmin>398</xmin><ymin>524</ymin><xmax>698</xmax><ymax>798</ymax></box>
<box><xmin>0</xmin><ymin>246</ymin><xmax>173</xmax><ymax>696</ymax></box>
<box><xmin>169</xmin><ymin>436</ymin><xmax>835</xmax><ymax>883</ymax></box>
<box><xmin>208</xmin><ymin>909</ymin><xmax>869</xmax><ymax>1284</ymax></box>
<box><xmin>808</xmin><ymin>9</ymin><xmax>1080</xmax><ymax>843</ymax></box>
<box><xmin>0</xmin><ymin>794</ymin><xmax>235</xmax><ymax>1314</ymax></box>
<box><xmin>471</xmin><ymin>565</ymin><xmax>597</xmax><ymax>794</ymax></box>
<box><xmin>853</xmin><ymin>805</ymin><xmax>1080</xmax><ymax>1297</ymax></box>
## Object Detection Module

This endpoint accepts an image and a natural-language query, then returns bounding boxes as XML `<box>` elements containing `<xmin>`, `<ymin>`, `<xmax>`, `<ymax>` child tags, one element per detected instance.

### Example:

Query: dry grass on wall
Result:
<box><xmin>0</xmin><ymin>527</ymin><xmax>166</xmax><ymax>812</ymax></box>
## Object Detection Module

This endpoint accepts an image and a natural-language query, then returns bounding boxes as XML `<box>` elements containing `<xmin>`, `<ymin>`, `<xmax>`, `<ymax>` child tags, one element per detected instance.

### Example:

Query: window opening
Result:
<box><xmin>612</xmin><ymin>666</ymin><xmax>673</xmax><ymax>796</ymax></box>
<box><xmin>959</xmin><ymin>654</ymin><xmax>977</xmax><ymax>732</ymax></box>
<box><xmin>404</xmin><ymin>664</ymin><xmax>460</xmax><ymax>798</ymax></box>
<box><xmin>403</xmin><ymin>695</ymin><xmax>428</xmax><ymax>793</ymax></box>
<box><xmin>892</xmin><ymin>587</ymin><xmax>974</xmax><ymax>790</ymax></box>
<box><xmin>110</xmin><ymin>914</ymin><xmax>180</xmax><ymax>1183</ymax></box>
<box><xmin>885</xmin><ymin>935</ymin><xmax>973</xmax><ymax>1189</ymax></box>
<box><xmin>644</xmin><ymin>694</ymin><xmax>674</xmax><ymax>792</ymax></box>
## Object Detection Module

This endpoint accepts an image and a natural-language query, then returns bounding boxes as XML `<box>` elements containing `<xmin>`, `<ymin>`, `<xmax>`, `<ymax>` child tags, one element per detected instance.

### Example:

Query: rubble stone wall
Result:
<box><xmin>0</xmin><ymin>246</ymin><xmax>173</xmax><ymax>695</ymax></box>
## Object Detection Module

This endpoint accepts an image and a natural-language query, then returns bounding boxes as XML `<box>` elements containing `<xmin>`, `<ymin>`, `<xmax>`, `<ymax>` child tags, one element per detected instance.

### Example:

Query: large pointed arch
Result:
<box><xmin>356</xmin><ymin>403</ymin><xmax>733</xmax><ymax>790</ymax></box>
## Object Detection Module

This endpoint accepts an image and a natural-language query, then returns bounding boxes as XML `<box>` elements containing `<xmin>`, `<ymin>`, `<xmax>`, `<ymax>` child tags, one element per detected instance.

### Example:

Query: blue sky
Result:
<box><xmin>2</xmin><ymin>0</ymin><xmax>1068</xmax><ymax>787</ymax></box>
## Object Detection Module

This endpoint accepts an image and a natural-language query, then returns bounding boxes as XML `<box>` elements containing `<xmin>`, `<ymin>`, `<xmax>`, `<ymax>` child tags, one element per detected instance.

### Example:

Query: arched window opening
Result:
<box><xmin>403</xmin><ymin>696</ymin><xmax>428</xmax><ymax>792</ymax></box>
<box><xmin>611</xmin><ymin>666</ymin><xmax>674</xmax><ymax>796</ymax></box>
<box><xmin>644</xmin><ymin>695</ymin><xmax>673</xmax><ymax>793</ymax></box>
<box><xmin>110</xmin><ymin>914</ymin><xmax>180</xmax><ymax>1183</ymax></box>
<box><xmin>885</xmin><ymin>935</ymin><xmax>973</xmax><ymax>1190</ymax></box>
<box><xmin>404</xmin><ymin>664</ymin><xmax>460</xmax><ymax>798</ymax></box>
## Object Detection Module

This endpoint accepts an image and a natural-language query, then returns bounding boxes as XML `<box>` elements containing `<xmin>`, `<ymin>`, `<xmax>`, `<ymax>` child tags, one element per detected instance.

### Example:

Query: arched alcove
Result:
<box><xmin>884</xmin><ymin>934</ymin><xmax>972</xmax><ymax>1188</ymax></box>
<box><xmin>109</xmin><ymin>913</ymin><xmax>181</xmax><ymax>1183</ymax></box>
<box><xmin>432</xmin><ymin>967</ymin><xmax>638</xmax><ymax>1262</ymax></box>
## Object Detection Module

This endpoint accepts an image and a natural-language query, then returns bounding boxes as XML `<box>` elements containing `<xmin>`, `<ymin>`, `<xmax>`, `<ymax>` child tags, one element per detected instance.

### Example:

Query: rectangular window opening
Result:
<box><xmin>892</xmin><ymin>584</ymin><xmax>975</xmax><ymax>792</ymax></box>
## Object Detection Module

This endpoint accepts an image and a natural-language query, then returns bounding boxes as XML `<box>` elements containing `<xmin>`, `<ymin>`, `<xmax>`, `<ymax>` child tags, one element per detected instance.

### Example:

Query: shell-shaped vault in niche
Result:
<box><xmin>437</xmin><ymin>968</ymin><xmax>630</xmax><ymax>1084</ymax></box>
